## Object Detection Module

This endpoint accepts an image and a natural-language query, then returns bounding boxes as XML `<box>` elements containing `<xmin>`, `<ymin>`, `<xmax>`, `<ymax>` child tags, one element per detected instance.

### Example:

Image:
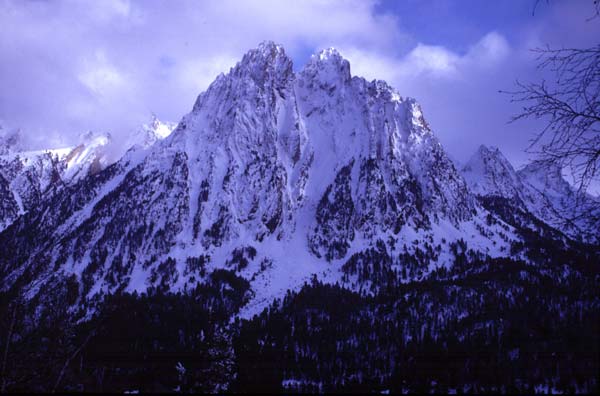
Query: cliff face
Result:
<box><xmin>1</xmin><ymin>42</ymin><xmax>594</xmax><ymax>316</ymax></box>
<box><xmin>462</xmin><ymin>144</ymin><xmax>599</xmax><ymax>243</ymax></box>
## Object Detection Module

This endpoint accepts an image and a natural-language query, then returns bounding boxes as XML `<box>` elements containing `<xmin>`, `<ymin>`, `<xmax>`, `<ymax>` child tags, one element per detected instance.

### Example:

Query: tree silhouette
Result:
<box><xmin>505</xmin><ymin>2</ymin><xmax>600</xmax><ymax>229</ymax></box>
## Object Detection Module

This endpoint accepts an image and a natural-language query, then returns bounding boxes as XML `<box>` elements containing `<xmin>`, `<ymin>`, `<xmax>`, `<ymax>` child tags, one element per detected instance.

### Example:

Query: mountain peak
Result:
<box><xmin>461</xmin><ymin>145</ymin><xmax>598</xmax><ymax>242</ymax></box>
<box><xmin>78</xmin><ymin>130</ymin><xmax>111</xmax><ymax>146</ymax></box>
<box><xmin>518</xmin><ymin>161</ymin><xmax>569</xmax><ymax>194</ymax></box>
<box><xmin>316</xmin><ymin>47</ymin><xmax>344</xmax><ymax>63</ymax></box>
<box><xmin>302</xmin><ymin>47</ymin><xmax>351</xmax><ymax>86</ymax></box>
<box><xmin>256</xmin><ymin>40</ymin><xmax>284</xmax><ymax>55</ymax></box>
<box><xmin>519</xmin><ymin>160</ymin><xmax>562</xmax><ymax>178</ymax></box>
<box><xmin>477</xmin><ymin>144</ymin><xmax>499</xmax><ymax>155</ymax></box>
<box><xmin>0</xmin><ymin>42</ymin><xmax>505</xmax><ymax>316</ymax></box>
<box><xmin>0</xmin><ymin>127</ymin><xmax>24</xmax><ymax>156</ymax></box>
<box><xmin>465</xmin><ymin>145</ymin><xmax>506</xmax><ymax>167</ymax></box>
<box><xmin>233</xmin><ymin>41</ymin><xmax>293</xmax><ymax>87</ymax></box>
<box><xmin>467</xmin><ymin>145</ymin><xmax>515</xmax><ymax>172</ymax></box>
<box><xmin>462</xmin><ymin>144</ymin><xmax>522</xmax><ymax>199</ymax></box>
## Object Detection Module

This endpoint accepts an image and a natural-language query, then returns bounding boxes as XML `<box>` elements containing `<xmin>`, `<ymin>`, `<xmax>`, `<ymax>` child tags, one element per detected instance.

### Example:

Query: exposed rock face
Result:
<box><xmin>462</xmin><ymin>145</ymin><xmax>599</xmax><ymax>243</ymax></box>
<box><xmin>0</xmin><ymin>117</ymin><xmax>176</xmax><ymax>233</ymax></box>
<box><xmin>462</xmin><ymin>145</ymin><xmax>526</xmax><ymax>202</ymax></box>
<box><xmin>2</xmin><ymin>42</ymin><xmax>593</xmax><ymax>315</ymax></box>
<box><xmin>0</xmin><ymin>148</ymin><xmax>64</xmax><ymax>231</ymax></box>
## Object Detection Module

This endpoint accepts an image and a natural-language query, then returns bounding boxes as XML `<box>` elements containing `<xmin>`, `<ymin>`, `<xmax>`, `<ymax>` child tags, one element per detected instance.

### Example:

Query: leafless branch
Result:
<box><xmin>51</xmin><ymin>328</ymin><xmax>96</xmax><ymax>393</ymax></box>
<box><xmin>501</xmin><ymin>45</ymin><xmax>600</xmax><ymax>233</ymax></box>
<box><xmin>533</xmin><ymin>0</ymin><xmax>600</xmax><ymax>20</ymax></box>
<box><xmin>504</xmin><ymin>46</ymin><xmax>600</xmax><ymax>194</ymax></box>
<box><xmin>0</xmin><ymin>303</ymin><xmax>18</xmax><ymax>393</ymax></box>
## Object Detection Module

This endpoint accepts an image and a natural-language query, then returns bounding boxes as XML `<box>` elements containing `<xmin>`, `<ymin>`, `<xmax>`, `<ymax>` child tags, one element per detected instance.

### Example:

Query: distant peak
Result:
<box><xmin>477</xmin><ymin>144</ymin><xmax>501</xmax><ymax>155</ymax></box>
<box><xmin>470</xmin><ymin>145</ymin><xmax>514</xmax><ymax>166</ymax></box>
<box><xmin>0</xmin><ymin>127</ymin><xmax>24</xmax><ymax>155</ymax></box>
<box><xmin>316</xmin><ymin>47</ymin><xmax>344</xmax><ymax>62</ymax></box>
<box><xmin>517</xmin><ymin>161</ymin><xmax>575</xmax><ymax>197</ymax></box>
<box><xmin>256</xmin><ymin>40</ymin><xmax>284</xmax><ymax>54</ymax></box>
<box><xmin>463</xmin><ymin>145</ymin><xmax>514</xmax><ymax>175</ymax></box>
<box><xmin>144</xmin><ymin>114</ymin><xmax>176</xmax><ymax>140</ymax></box>
<box><xmin>150</xmin><ymin>112</ymin><xmax>160</xmax><ymax>128</ymax></box>
<box><xmin>78</xmin><ymin>131</ymin><xmax>111</xmax><ymax>148</ymax></box>
<box><xmin>519</xmin><ymin>161</ymin><xmax>563</xmax><ymax>179</ymax></box>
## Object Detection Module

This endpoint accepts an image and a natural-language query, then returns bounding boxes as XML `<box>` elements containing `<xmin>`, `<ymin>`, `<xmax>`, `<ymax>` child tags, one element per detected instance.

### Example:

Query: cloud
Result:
<box><xmin>467</xmin><ymin>32</ymin><xmax>510</xmax><ymax>67</ymax></box>
<box><xmin>340</xmin><ymin>31</ymin><xmax>511</xmax><ymax>85</ymax></box>
<box><xmin>0</xmin><ymin>0</ymin><xmax>598</xmax><ymax>169</ymax></box>
<box><xmin>0</xmin><ymin>0</ymin><xmax>408</xmax><ymax>149</ymax></box>
<box><xmin>175</xmin><ymin>55</ymin><xmax>239</xmax><ymax>95</ymax></box>
<box><xmin>404</xmin><ymin>44</ymin><xmax>461</xmax><ymax>77</ymax></box>
<box><xmin>78</xmin><ymin>50</ymin><xmax>128</xmax><ymax>98</ymax></box>
<box><xmin>87</xmin><ymin>0</ymin><xmax>132</xmax><ymax>22</ymax></box>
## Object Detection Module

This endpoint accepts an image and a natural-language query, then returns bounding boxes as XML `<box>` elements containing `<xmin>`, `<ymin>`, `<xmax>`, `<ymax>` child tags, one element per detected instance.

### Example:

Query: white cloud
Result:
<box><xmin>0</xmin><ymin>0</ymin><xmax>596</xmax><ymax>168</ymax></box>
<box><xmin>78</xmin><ymin>50</ymin><xmax>127</xmax><ymax>98</ymax></box>
<box><xmin>340</xmin><ymin>31</ymin><xmax>511</xmax><ymax>85</ymax></box>
<box><xmin>87</xmin><ymin>0</ymin><xmax>131</xmax><ymax>22</ymax></box>
<box><xmin>403</xmin><ymin>44</ymin><xmax>462</xmax><ymax>77</ymax></box>
<box><xmin>465</xmin><ymin>32</ymin><xmax>510</xmax><ymax>68</ymax></box>
<box><xmin>0</xmin><ymin>0</ymin><xmax>408</xmax><ymax>146</ymax></box>
<box><xmin>177</xmin><ymin>55</ymin><xmax>239</xmax><ymax>94</ymax></box>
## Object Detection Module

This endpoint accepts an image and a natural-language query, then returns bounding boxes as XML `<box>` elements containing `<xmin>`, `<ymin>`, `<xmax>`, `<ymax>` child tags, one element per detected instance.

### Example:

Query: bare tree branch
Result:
<box><xmin>0</xmin><ymin>302</ymin><xmax>17</xmax><ymax>393</ymax></box>
<box><xmin>51</xmin><ymin>328</ymin><xmax>96</xmax><ymax>393</ymax></box>
<box><xmin>533</xmin><ymin>0</ymin><xmax>600</xmax><ymax>20</ymax></box>
<box><xmin>503</xmin><ymin>46</ymin><xmax>600</xmax><ymax>194</ymax></box>
<box><xmin>501</xmin><ymin>44</ymin><xmax>600</xmax><ymax>234</ymax></box>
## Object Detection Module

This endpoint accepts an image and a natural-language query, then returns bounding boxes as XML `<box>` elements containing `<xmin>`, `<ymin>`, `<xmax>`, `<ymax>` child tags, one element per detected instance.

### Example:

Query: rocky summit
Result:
<box><xmin>2</xmin><ymin>42</ymin><xmax>496</xmax><ymax>308</ymax></box>
<box><xmin>1</xmin><ymin>42</ymin><xmax>598</xmax><ymax>393</ymax></box>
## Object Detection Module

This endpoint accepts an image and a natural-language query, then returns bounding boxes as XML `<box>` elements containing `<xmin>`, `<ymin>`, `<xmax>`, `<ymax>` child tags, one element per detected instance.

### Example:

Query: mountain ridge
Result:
<box><xmin>461</xmin><ymin>144</ymin><xmax>599</xmax><ymax>243</ymax></box>
<box><xmin>0</xmin><ymin>42</ymin><xmax>596</xmax><ymax>318</ymax></box>
<box><xmin>1</xmin><ymin>42</ymin><xmax>598</xmax><ymax>394</ymax></box>
<box><xmin>0</xmin><ymin>117</ymin><xmax>176</xmax><ymax>233</ymax></box>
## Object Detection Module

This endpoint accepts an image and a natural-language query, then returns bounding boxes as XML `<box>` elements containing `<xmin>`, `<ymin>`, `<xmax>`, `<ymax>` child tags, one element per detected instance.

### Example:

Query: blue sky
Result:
<box><xmin>1</xmin><ymin>0</ymin><xmax>598</xmax><ymax>173</ymax></box>
<box><xmin>377</xmin><ymin>0</ymin><xmax>537</xmax><ymax>52</ymax></box>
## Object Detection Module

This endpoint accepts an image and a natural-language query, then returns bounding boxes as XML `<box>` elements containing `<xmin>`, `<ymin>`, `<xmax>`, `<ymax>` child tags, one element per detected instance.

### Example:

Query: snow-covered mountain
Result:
<box><xmin>0</xmin><ymin>117</ymin><xmax>175</xmax><ymax>232</ymax></box>
<box><xmin>0</xmin><ymin>126</ymin><xmax>25</xmax><ymax>155</ymax></box>
<box><xmin>461</xmin><ymin>145</ymin><xmax>525</xmax><ymax>201</ymax></box>
<box><xmin>0</xmin><ymin>42</ymin><xmax>594</xmax><ymax>317</ymax></box>
<box><xmin>125</xmin><ymin>114</ymin><xmax>178</xmax><ymax>151</ymax></box>
<box><xmin>2</xmin><ymin>43</ymin><xmax>598</xmax><ymax>395</ymax></box>
<box><xmin>462</xmin><ymin>144</ymin><xmax>599</xmax><ymax>243</ymax></box>
<box><xmin>0</xmin><ymin>128</ymin><xmax>68</xmax><ymax>231</ymax></box>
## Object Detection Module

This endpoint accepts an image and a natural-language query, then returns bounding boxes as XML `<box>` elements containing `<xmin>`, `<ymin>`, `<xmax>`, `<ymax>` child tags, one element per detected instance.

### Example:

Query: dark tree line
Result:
<box><xmin>1</xmin><ymin>223</ymin><xmax>598</xmax><ymax>393</ymax></box>
<box><xmin>0</xmin><ymin>269</ymin><xmax>250</xmax><ymax>393</ymax></box>
<box><xmin>235</xmin><ymin>252</ymin><xmax>599</xmax><ymax>393</ymax></box>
